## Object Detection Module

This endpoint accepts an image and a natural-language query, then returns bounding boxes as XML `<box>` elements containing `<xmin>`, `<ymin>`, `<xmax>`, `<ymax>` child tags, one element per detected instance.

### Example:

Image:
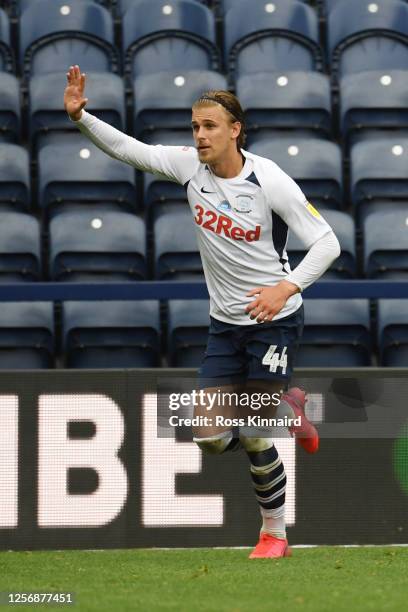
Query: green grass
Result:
<box><xmin>1</xmin><ymin>547</ymin><xmax>408</xmax><ymax>612</ymax></box>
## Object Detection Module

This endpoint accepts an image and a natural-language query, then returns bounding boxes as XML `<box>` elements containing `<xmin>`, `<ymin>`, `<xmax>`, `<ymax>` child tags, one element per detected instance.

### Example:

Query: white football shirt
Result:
<box><xmin>75</xmin><ymin>111</ymin><xmax>334</xmax><ymax>325</ymax></box>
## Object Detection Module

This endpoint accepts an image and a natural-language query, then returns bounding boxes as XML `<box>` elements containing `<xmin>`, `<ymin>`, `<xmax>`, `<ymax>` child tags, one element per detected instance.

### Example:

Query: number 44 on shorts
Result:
<box><xmin>262</xmin><ymin>345</ymin><xmax>288</xmax><ymax>374</ymax></box>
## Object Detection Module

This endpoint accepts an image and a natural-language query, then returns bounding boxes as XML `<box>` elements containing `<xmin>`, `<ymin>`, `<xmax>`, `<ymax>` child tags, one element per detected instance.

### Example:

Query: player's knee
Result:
<box><xmin>239</xmin><ymin>434</ymin><xmax>274</xmax><ymax>453</ymax></box>
<box><xmin>193</xmin><ymin>430</ymin><xmax>233</xmax><ymax>454</ymax></box>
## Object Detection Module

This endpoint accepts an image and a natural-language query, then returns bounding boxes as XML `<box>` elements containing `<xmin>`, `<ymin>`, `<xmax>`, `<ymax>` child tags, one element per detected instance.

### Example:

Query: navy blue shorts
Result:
<box><xmin>198</xmin><ymin>304</ymin><xmax>304</xmax><ymax>388</ymax></box>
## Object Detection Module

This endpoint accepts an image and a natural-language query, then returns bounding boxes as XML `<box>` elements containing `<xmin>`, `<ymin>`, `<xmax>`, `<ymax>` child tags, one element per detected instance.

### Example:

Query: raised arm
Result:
<box><xmin>63</xmin><ymin>65</ymin><xmax>199</xmax><ymax>182</ymax></box>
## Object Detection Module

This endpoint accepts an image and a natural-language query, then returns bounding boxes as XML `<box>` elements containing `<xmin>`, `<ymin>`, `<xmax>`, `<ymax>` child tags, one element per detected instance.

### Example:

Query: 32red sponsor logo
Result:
<box><xmin>194</xmin><ymin>204</ymin><xmax>261</xmax><ymax>242</ymax></box>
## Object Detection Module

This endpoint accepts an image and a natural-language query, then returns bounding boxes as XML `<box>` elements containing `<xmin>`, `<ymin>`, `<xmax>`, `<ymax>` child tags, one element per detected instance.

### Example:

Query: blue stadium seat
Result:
<box><xmin>0</xmin><ymin>7</ymin><xmax>12</xmax><ymax>73</ymax></box>
<box><xmin>30</xmin><ymin>72</ymin><xmax>125</xmax><ymax>152</ymax></box>
<box><xmin>143</xmin><ymin>131</ymin><xmax>195</xmax><ymax>208</ymax></box>
<box><xmin>0</xmin><ymin>73</ymin><xmax>20</xmax><ymax>143</ymax></box>
<box><xmin>38</xmin><ymin>140</ymin><xmax>137</xmax><ymax>211</ymax></box>
<box><xmin>118</xmin><ymin>0</ymin><xmax>210</xmax><ymax>14</ymax></box>
<box><xmin>363</xmin><ymin>208</ymin><xmax>408</xmax><ymax>279</ymax></box>
<box><xmin>0</xmin><ymin>211</ymin><xmax>41</xmax><ymax>281</ymax></box>
<box><xmin>350</xmin><ymin>138</ymin><xmax>408</xmax><ymax>210</ymax></box>
<box><xmin>17</xmin><ymin>0</ymin><xmax>109</xmax><ymax>14</ymax></box>
<box><xmin>328</xmin><ymin>0</ymin><xmax>408</xmax><ymax>80</ymax></box>
<box><xmin>287</xmin><ymin>210</ymin><xmax>356</xmax><ymax>278</ymax></box>
<box><xmin>220</xmin><ymin>0</ymin><xmax>313</xmax><ymax>15</ymax></box>
<box><xmin>237</xmin><ymin>71</ymin><xmax>332</xmax><ymax>138</ymax></box>
<box><xmin>133</xmin><ymin>70</ymin><xmax>227</xmax><ymax>138</ymax></box>
<box><xmin>339</xmin><ymin>70</ymin><xmax>408</xmax><ymax>148</ymax></box>
<box><xmin>249</xmin><ymin>137</ymin><xmax>343</xmax><ymax>209</ymax></box>
<box><xmin>122</xmin><ymin>0</ymin><xmax>219</xmax><ymax>79</ymax></box>
<box><xmin>62</xmin><ymin>300</ymin><xmax>160</xmax><ymax>368</ymax></box>
<box><xmin>0</xmin><ymin>144</ymin><xmax>30</xmax><ymax>210</ymax></box>
<box><xmin>297</xmin><ymin>299</ymin><xmax>372</xmax><ymax>367</ymax></box>
<box><xmin>19</xmin><ymin>0</ymin><xmax>118</xmax><ymax>77</ymax></box>
<box><xmin>167</xmin><ymin>299</ymin><xmax>209</xmax><ymax>366</ymax></box>
<box><xmin>154</xmin><ymin>206</ymin><xmax>202</xmax><ymax>279</ymax></box>
<box><xmin>49</xmin><ymin>208</ymin><xmax>147</xmax><ymax>281</ymax></box>
<box><xmin>225</xmin><ymin>0</ymin><xmax>322</xmax><ymax>79</ymax></box>
<box><xmin>0</xmin><ymin>302</ymin><xmax>54</xmax><ymax>369</ymax></box>
<box><xmin>320</xmin><ymin>0</ymin><xmax>349</xmax><ymax>17</ymax></box>
<box><xmin>377</xmin><ymin>299</ymin><xmax>408</xmax><ymax>366</ymax></box>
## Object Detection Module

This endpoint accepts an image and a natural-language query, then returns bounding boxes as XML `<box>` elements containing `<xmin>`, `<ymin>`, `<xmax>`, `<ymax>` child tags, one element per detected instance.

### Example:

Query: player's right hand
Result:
<box><xmin>64</xmin><ymin>65</ymin><xmax>88</xmax><ymax>121</ymax></box>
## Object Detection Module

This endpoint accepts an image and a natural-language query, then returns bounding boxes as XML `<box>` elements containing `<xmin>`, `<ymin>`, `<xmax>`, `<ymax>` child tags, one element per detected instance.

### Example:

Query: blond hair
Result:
<box><xmin>193</xmin><ymin>90</ymin><xmax>246</xmax><ymax>150</ymax></box>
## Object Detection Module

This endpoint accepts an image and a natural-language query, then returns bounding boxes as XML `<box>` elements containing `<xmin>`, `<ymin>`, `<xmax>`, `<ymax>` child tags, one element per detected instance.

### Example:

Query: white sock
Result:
<box><xmin>260</xmin><ymin>505</ymin><xmax>286</xmax><ymax>540</ymax></box>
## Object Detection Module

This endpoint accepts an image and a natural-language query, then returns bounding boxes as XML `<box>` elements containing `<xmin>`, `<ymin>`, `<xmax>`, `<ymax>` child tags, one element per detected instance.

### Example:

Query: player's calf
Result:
<box><xmin>193</xmin><ymin>430</ymin><xmax>240</xmax><ymax>454</ymax></box>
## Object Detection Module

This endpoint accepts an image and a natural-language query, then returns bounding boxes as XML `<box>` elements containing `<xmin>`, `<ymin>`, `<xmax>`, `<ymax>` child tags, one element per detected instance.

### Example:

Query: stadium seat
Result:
<box><xmin>0</xmin><ymin>7</ymin><xmax>12</xmax><ymax>73</ymax></box>
<box><xmin>220</xmin><ymin>0</ymin><xmax>313</xmax><ymax>15</ymax></box>
<box><xmin>350</xmin><ymin>138</ymin><xmax>408</xmax><ymax>210</ymax></box>
<box><xmin>320</xmin><ymin>0</ymin><xmax>349</xmax><ymax>17</ymax></box>
<box><xmin>340</xmin><ymin>70</ymin><xmax>408</xmax><ymax>148</ymax></box>
<box><xmin>118</xmin><ymin>0</ymin><xmax>211</xmax><ymax>14</ymax></box>
<box><xmin>167</xmin><ymin>299</ymin><xmax>209</xmax><ymax>366</ymax></box>
<box><xmin>0</xmin><ymin>73</ymin><xmax>20</xmax><ymax>143</ymax></box>
<box><xmin>0</xmin><ymin>144</ymin><xmax>30</xmax><ymax>211</ymax></box>
<box><xmin>19</xmin><ymin>0</ymin><xmax>118</xmax><ymax>77</ymax></box>
<box><xmin>154</xmin><ymin>206</ymin><xmax>202</xmax><ymax>279</ymax></box>
<box><xmin>62</xmin><ymin>300</ymin><xmax>160</xmax><ymax>368</ymax></box>
<box><xmin>122</xmin><ymin>0</ymin><xmax>219</xmax><ymax>79</ymax></box>
<box><xmin>17</xmin><ymin>0</ymin><xmax>109</xmax><ymax>13</ymax></box>
<box><xmin>0</xmin><ymin>302</ymin><xmax>54</xmax><ymax>368</ymax></box>
<box><xmin>225</xmin><ymin>0</ymin><xmax>323</xmax><ymax>80</ymax></box>
<box><xmin>297</xmin><ymin>299</ymin><xmax>372</xmax><ymax>367</ymax></box>
<box><xmin>377</xmin><ymin>299</ymin><xmax>408</xmax><ymax>366</ymax></box>
<box><xmin>328</xmin><ymin>0</ymin><xmax>408</xmax><ymax>80</ymax></box>
<box><xmin>49</xmin><ymin>208</ymin><xmax>147</xmax><ymax>281</ymax></box>
<box><xmin>287</xmin><ymin>210</ymin><xmax>356</xmax><ymax>278</ymax></box>
<box><xmin>38</xmin><ymin>141</ymin><xmax>137</xmax><ymax>211</ymax></box>
<box><xmin>0</xmin><ymin>211</ymin><xmax>41</xmax><ymax>281</ymax></box>
<box><xmin>143</xmin><ymin>131</ymin><xmax>195</xmax><ymax>209</ymax></box>
<box><xmin>133</xmin><ymin>70</ymin><xmax>227</xmax><ymax>138</ymax></box>
<box><xmin>29</xmin><ymin>72</ymin><xmax>126</xmax><ymax>152</ymax></box>
<box><xmin>237</xmin><ymin>71</ymin><xmax>332</xmax><ymax>138</ymax></box>
<box><xmin>363</xmin><ymin>208</ymin><xmax>408</xmax><ymax>279</ymax></box>
<box><xmin>248</xmin><ymin>137</ymin><xmax>343</xmax><ymax>209</ymax></box>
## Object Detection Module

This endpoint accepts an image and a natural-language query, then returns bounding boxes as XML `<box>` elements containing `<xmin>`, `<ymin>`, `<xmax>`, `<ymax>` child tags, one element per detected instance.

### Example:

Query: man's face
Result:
<box><xmin>191</xmin><ymin>104</ymin><xmax>240</xmax><ymax>164</ymax></box>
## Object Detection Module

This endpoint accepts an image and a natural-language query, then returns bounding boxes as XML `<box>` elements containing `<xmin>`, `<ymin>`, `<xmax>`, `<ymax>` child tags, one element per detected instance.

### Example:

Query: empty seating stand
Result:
<box><xmin>19</xmin><ymin>0</ymin><xmax>118</xmax><ymax>78</ymax></box>
<box><xmin>29</xmin><ymin>72</ymin><xmax>126</xmax><ymax>152</ymax></box>
<box><xmin>0</xmin><ymin>302</ymin><xmax>54</xmax><ymax>368</ymax></box>
<box><xmin>62</xmin><ymin>300</ymin><xmax>161</xmax><ymax>368</ymax></box>
<box><xmin>377</xmin><ymin>299</ymin><xmax>408</xmax><ymax>366</ymax></box>
<box><xmin>133</xmin><ymin>70</ymin><xmax>227</xmax><ymax>138</ymax></box>
<box><xmin>297</xmin><ymin>299</ymin><xmax>372</xmax><ymax>367</ymax></box>
<box><xmin>49</xmin><ymin>208</ymin><xmax>147</xmax><ymax>281</ymax></box>
<box><xmin>237</xmin><ymin>71</ymin><xmax>332</xmax><ymax>139</ymax></box>
<box><xmin>363</xmin><ymin>208</ymin><xmax>408</xmax><ymax>279</ymax></box>
<box><xmin>167</xmin><ymin>299</ymin><xmax>210</xmax><ymax>367</ymax></box>
<box><xmin>122</xmin><ymin>0</ymin><xmax>219</xmax><ymax>80</ymax></box>
<box><xmin>287</xmin><ymin>210</ymin><xmax>356</xmax><ymax>278</ymax></box>
<box><xmin>328</xmin><ymin>0</ymin><xmax>408</xmax><ymax>80</ymax></box>
<box><xmin>38</xmin><ymin>140</ymin><xmax>137</xmax><ymax>211</ymax></box>
<box><xmin>249</xmin><ymin>137</ymin><xmax>343</xmax><ymax>209</ymax></box>
<box><xmin>225</xmin><ymin>0</ymin><xmax>323</xmax><ymax>79</ymax></box>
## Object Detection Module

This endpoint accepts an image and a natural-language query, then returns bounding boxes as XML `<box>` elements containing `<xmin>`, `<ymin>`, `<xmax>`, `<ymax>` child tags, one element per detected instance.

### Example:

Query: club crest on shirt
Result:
<box><xmin>217</xmin><ymin>200</ymin><xmax>231</xmax><ymax>211</ymax></box>
<box><xmin>234</xmin><ymin>194</ymin><xmax>253</xmax><ymax>213</ymax></box>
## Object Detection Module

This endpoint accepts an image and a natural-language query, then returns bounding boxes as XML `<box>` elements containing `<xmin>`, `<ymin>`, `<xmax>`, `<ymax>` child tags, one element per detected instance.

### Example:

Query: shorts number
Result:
<box><xmin>262</xmin><ymin>345</ymin><xmax>288</xmax><ymax>374</ymax></box>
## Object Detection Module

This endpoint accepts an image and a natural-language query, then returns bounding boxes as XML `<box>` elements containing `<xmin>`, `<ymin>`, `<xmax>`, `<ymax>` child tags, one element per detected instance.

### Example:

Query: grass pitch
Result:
<box><xmin>1</xmin><ymin>547</ymin><xmax>408</xmax><ymax>611</ymax></box>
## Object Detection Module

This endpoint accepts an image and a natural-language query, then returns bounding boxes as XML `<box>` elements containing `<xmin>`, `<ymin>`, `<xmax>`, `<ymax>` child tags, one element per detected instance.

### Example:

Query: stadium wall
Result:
<box><xmin>0</xmin><ymin>368</ymin><xmax>407</xmax><ymax>550</ymax></box>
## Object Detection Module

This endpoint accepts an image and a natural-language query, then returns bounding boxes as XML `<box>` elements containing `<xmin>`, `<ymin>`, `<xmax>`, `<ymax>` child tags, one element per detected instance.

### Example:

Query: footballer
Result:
<box><xmin>64</xmin><ymin>65</ymin><xmax>340</xmax><ymax>559</ymax></box>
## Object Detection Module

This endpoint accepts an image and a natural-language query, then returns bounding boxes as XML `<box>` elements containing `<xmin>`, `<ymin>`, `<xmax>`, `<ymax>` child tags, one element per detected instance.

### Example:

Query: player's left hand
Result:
<box><xmin>245</xmin><ymin>281</ymin><xmax>300</xmax><ymax>323</ymax></box>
